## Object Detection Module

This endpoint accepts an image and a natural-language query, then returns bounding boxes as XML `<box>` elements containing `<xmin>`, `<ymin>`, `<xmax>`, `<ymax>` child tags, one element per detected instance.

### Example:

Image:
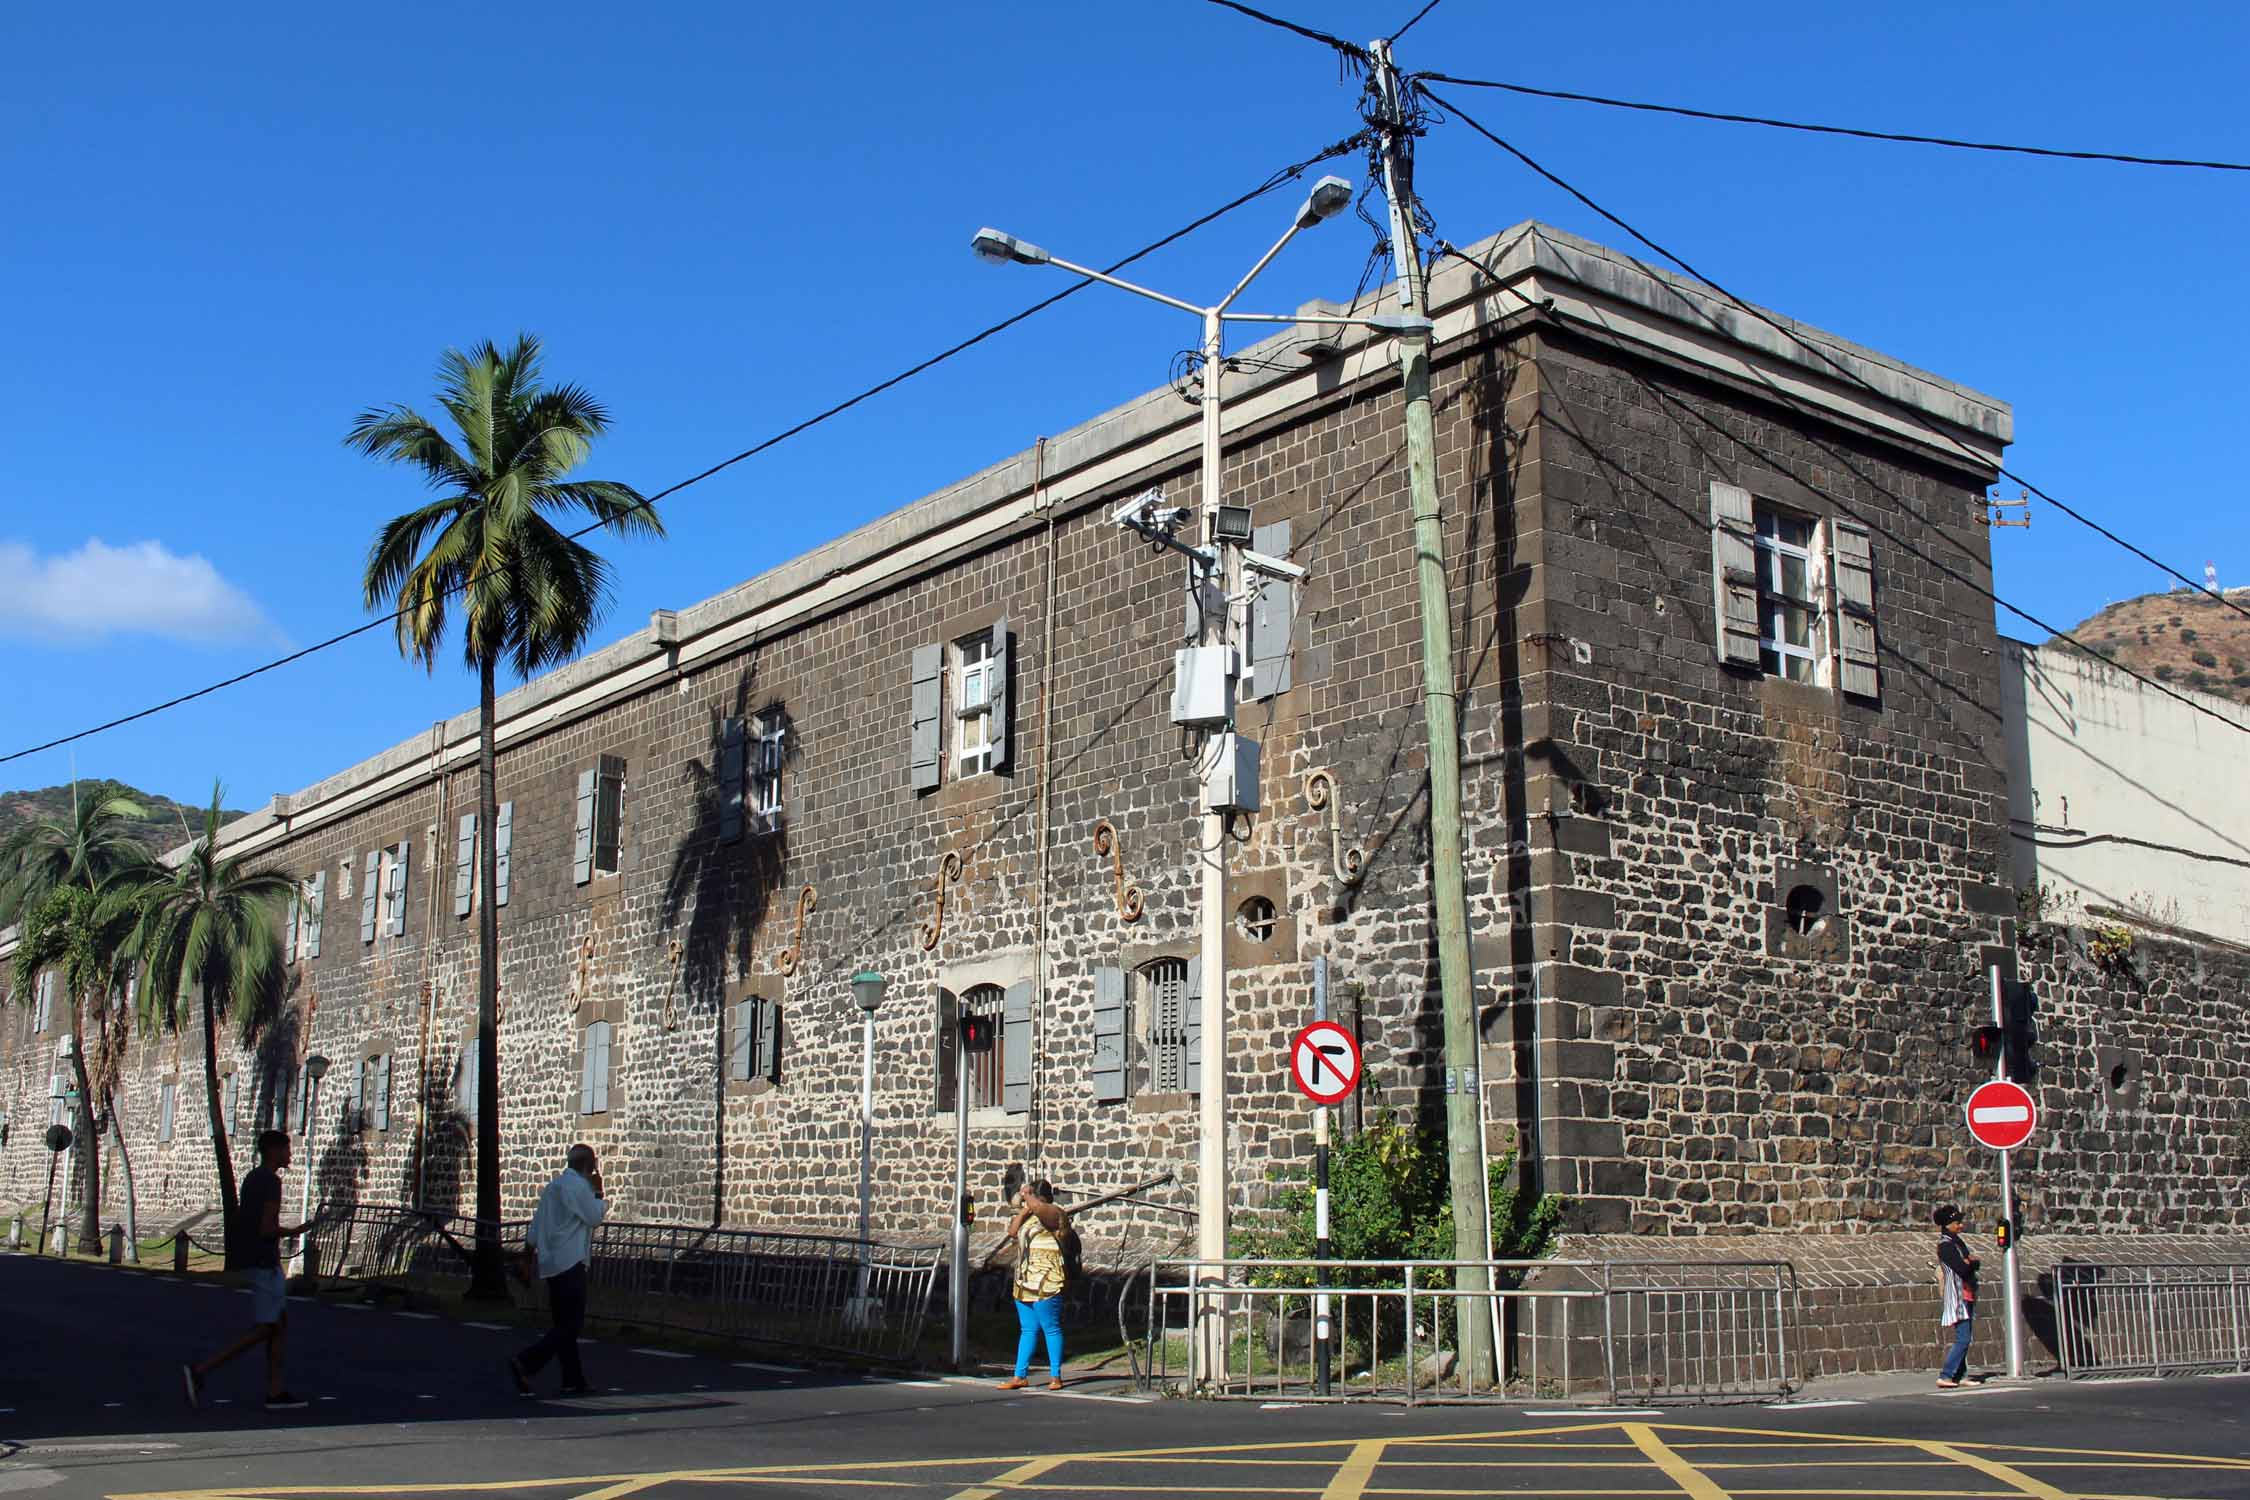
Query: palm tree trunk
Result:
<box><xmin>110</xmin><ymin>1106</ymin><xmax>141</xmax><ymax>1260</ymax></box>
<box><xmin>66</xmin><ymin>997</ymin><xmax>102</xmax><ymax>1255</ymax></box>
<box><xmin>468</xmin><ymin>651</ymin><xmax>506</xmax><ymax>1300</ymax></box>
<box><xmin>201</xmin><ymin>973</ymin><xmax>239</xmax><ymax>1264</ymax></box>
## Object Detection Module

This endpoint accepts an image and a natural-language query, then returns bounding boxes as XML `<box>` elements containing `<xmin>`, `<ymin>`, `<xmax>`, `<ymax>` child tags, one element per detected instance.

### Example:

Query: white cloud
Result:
<box><xmin>0</xmin><ymin>538</ymin><xmax>277</xmax><ymax>646</ymax></box>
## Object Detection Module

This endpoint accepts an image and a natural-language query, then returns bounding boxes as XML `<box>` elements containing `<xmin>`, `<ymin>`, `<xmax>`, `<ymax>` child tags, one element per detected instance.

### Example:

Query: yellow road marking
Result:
<box><xmin>1916</xmin><ymin>1441</ymin><xmax>2075</xmax><ymax>1500</ymax></box>
<box><xmin>946</xmin><ymin>1454</ymin><xmax>1067</xmax><ymax>1500</ymax></box>
<box><xmin>1625</xmin><ymin>1423</ymin><xmax>1735</xmax><ymax>1500</ymax></box>
<box><xmin>1317</xmin><ymin>1440</ymin><xmax>1388</xmax><ymax>1500</ymax></box>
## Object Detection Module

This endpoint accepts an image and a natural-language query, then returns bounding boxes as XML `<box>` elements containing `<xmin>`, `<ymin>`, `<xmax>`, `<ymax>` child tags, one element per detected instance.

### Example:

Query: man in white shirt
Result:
<box><xmin>509</xmin><ymin>1144</ymin><xmax>609</xmax><ymax>1396</ymax></box>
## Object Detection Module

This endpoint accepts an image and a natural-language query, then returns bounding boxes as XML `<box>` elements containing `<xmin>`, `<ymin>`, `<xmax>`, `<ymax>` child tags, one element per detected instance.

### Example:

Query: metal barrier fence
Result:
<box><xmin>2055</xmin><ymin>1262</ymin><xmax>2250</xmax><ymax>1378</ymax></box>
<box><xmin>1134</xmin><ymin>1257</ymin><xmax>1796</xmax><ymax>1404</ymax></box>
<box><xmin>300</xmin><ymin>1205</ymin><xmax>943</xmax><ymax>1365</ymax></box>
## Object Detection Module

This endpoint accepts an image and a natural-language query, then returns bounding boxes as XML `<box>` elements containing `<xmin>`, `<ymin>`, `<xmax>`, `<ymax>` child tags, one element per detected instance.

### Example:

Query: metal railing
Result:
<box><xmin>1134</xmin><ymin>1257</ymin><xmax>1796</xmax><ymax>1404</ymax></box>
<box><xmin>2055</xmin><ymin>1262</ymin><xmax>2250</xmax><ymax>1378</ymax></box>
<box><xmin>301</xmin><ymin>1204</ymin><xmax>943</xmax><ymax>1365</ymax></box>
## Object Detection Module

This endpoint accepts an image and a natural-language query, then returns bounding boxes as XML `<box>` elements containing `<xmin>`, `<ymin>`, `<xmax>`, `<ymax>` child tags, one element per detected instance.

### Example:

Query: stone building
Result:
<box><xmin>5</xmin><ymin>222</ymin><xmax>2246</xmax><ymax>1375</ymax></box>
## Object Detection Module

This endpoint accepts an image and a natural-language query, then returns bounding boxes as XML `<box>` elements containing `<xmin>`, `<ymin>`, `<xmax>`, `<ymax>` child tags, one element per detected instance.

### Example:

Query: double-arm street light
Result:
<box><xmin>972</xmin><ymin>178</ymin><xmax>1425</xmax><ymax>1385</ymax></box>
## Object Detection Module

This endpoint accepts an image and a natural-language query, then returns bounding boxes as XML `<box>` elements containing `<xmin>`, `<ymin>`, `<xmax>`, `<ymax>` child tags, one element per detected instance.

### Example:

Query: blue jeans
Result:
<box><xmin>1014</xmin><ymin>1294</ymin><xmax>1064</xmax><ymax>1380</ymax></box>
<box><xmin>1941</xmin><ymin>1312</ymin><xmax>1974</xmax><ymax>1381</ymax></box>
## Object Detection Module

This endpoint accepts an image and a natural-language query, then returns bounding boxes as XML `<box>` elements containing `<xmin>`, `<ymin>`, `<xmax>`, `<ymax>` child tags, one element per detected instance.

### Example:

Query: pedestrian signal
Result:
<box><xmin>959</xmin><ymin>1013</ymin><xmax>997</xmax><ymax>1053</ymax></box>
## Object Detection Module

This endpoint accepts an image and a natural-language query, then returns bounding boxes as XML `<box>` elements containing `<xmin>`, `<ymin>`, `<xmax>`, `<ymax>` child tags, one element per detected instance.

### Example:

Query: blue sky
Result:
<box><xmin>4</xmin><ymin>2</ymin><xmax>2245</xmax><ymax>808</ymax></box>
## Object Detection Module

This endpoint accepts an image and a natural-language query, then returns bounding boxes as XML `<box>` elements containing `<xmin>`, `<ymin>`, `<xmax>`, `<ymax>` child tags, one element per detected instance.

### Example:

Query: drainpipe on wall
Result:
<box><xmin>415</xmin><ymin>721</ymin><xmax>448</xmax><ymax>1209</ymax></box>
<box><xmin>1032</xmin><ymin>437</ymin><xmax>1053</xmax><ymax>1161</ymax></box>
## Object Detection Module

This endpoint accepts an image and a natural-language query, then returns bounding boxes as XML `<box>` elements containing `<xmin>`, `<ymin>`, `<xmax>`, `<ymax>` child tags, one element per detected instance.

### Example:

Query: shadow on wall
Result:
<box><xmin>660</xmin><ymin>667</ymin><xmax>796</xmax><ymax>1221</ymax></box>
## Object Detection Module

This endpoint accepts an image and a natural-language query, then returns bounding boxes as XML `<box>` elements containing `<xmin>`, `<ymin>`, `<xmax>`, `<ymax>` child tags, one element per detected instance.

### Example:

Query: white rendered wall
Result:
<box><xmin>2003</xmin><ymin>638</ymin><xmax>2250</xmax><ymax>945</ymax></box>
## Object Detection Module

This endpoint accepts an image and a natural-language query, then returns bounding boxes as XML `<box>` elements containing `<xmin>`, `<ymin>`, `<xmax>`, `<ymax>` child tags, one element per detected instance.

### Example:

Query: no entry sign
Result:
<box><xmin>1290</xmin><ymin>1021</ymin><xmax>1362</xmax><ymax>1106</ymax></box>
<box><xmin>1965</xmin><ymin>1079</ymin><xmax>2037</xmax><ymax>1151</ymax></box>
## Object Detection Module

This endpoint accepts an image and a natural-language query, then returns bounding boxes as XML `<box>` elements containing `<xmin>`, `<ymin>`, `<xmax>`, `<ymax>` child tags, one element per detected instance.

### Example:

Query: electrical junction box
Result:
<box><xmin>1202</xmin><ymin>733</ymin><xmax>1261</xmax><ymax>815</ymax></box>
<box><xmin>1171</xmin><ymin>645</ymin><xmax>1238</xmax><ymax>727</ymax></box>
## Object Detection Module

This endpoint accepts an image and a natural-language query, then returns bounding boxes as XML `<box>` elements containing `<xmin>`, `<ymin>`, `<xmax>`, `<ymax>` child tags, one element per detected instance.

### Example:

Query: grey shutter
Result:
<box><xmin>387</xmin><ymin>841</ymin><xmax>411</xmax><ymax>935</ymax></box>
<box><xmin>574</xmin><ymin>769</ymin><xmax>597</xmax><ymax>884</ymax></box>
<box><xmin>1708</xmin><ymin>481</ymin><xmax>1762</xmax><ymax>668</ymax></box>
<box><xmin>223</xmin><ymin>1074</ymin><xmax>238</xmax><ymax>1136</ymax></box>
<box><xmin>593</xmin><ymin>756</ymin><xmax>625</xmax><ymax>874</ymax></box>
<box><xmin>729</xmin><ymin>998</ymin><xmax>755</xmax><ymax>1081</ymax></box>
<box><xmin>585</xmin><ymin>1022</ymin><xmax>611</xmax><ymax>1114</ymax></box>
<box><xmin>1248</xmin><ymin>521</ymin><xmax>1296</xmax><ymax>699</ymax></box>
<box><xmin>494</xmin><ymin>803</ymin><xmax>513</xmax><ymax>908</ymax></box>
<box><xmin>1002</xmin><ymin>980</ymin><xmax>1032</xmax><ymax>1115</ymax></box>
<box><xmin>988</xmin><ymin>619</ymin><xmax>1012</xmax><ymax>772</ymax></box>
<box><xmin>579</xmin><ymin>1028</ymin><xmax>598</xmax><ymax>1114</ymax></box>
<box><xmin>307</xmin><ymin>871</ymin><xmax>325</xmax><ymax>958</ymax></box>
<box><xmin>910</xmin><ymin>643</ymin><xmax>943</xmax><ymax>793</ymax></box>
<box><xmin>1183</xmin><ymin>963</ymin><xmax>1204</xmax><ymax>1096</ymax></box>
<box><xmin>160</xmin><ymin>1083</ymin><xmax>175</xmax><ymax>1142</ymax></box>
<box><xmin>359</xmin><ymin>851</ymin><xmax>381</xmax><ymax>943</ymax></box>
<box><xmin>1830</xmin><ymin>517</ymin><xmax>1880</xmax><ymax>700</ymax></box>
<box><xmin>719</xmin><ymin>717</ymin><xmax>746</xmax><ymax>843</ymax></box>
<box><xmin>284</xmin><ymin>895</ymin><xmax>299</xmax><ymax>964</ymax></box>
<box><xmin>758</xmin><ymin>998</ymin><xmax>781</xmax><ymax>1084</ymax></box>
<box><xmin>374</xmin><ymin>1054</ymin><xmax>392</xmax><ymax>1131</ymax></box>
<box><xmin>1092</xmin><ymin>965</ymin><xmax>1127</xmax><ymax>1104</ymax></box>
<box><xmin>935</xmin><ymin>988</ymin><xmax>958</xmax><ymax>1112</ymax></box>
<box><xmin>357</xmin><ymin>1060</ymin><xmax>370</xmax><ymax>1130</ymax></box>
<box><xmin>457</xmin><ymin>1044</ymin><xmax>478</xmax><ymax>1126</ymax></box>
<box><xmin>454</xmin><ymin>814</ymin><xmax>476</xmax><ymax>917</ymax></box>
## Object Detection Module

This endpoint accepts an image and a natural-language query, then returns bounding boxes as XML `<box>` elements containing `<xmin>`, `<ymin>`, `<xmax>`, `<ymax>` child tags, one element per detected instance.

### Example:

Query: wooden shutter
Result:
<box><xmin>1002</xmin><ymin>980</ymin><xmax>1032</xmax><ymax>1115</ymax></box>
<box><xmin>1092</xmin><ymin>965</ymin><xmax>1127</xmax><ymax>1104</ymax></box>
<box><xmin>934</xmin><ymin>988</ymin><xmax>958</xmax><ymax>1112</ymax></box>
<box><xmin>1150</xmin><ymin>969</ymin><xmax>1184</xmax><ymax>1093</ymax></box>
<box><xmin>494</xmin><ymin>803</ymin><xmax>513</xmax><ymax>908</ymax></box>
<box><xmin>579</xmin><ymin>1022</ymin><xmax>610</xmax><ymax>1114</ymax></box>
<box><xmin>910</xmin><ymin>643</ymin><xmax>943</xmax><ymax>793</ymax></box>
<box><xmin>457</xmin><ymin>1043</ymin><xmax>478</xmax><ymax>1126</ymax></box>
<box><xmin>1830</xmin><ymin>517</ymin><xmax>1880</xmax><ymax>700</ymax></box>
<box><xmin>573</xmin><ymin>769</ymin><xmax>597</xmax><ymax>884</ymax></box>
<box><xmin>729</xmin><ymin>999</ymin><xmax>755</xmax><ymax>1081</ymax></box>
<box><xmin>719</xmin><ymin>717</ymin><xmax>746</xmax><ymax>843</ymax></box>
<box><xmin>758</xmin><ymin>998</ymin><xmax>782</xmax><ymax>1084</ymax></box>
<box><xmin>454</xmin><ymin>814</ymin><xmax>476</xmax><ymax>917</ymax></box>
<box><xmin>284</xmin><ymin>895</ymin><xmax>299</xmax><ymax>964</ymax></box>
<box><xmin>359</xmin><ymin>851</ymin><xmax>381</xmax><ymax>942</ymax></box>
<box><xmin>1708</xmin><ymin>481</ymin><xmax>1762</xmax><ymax>668</ymax></box>
<box><xmin>988</xmin><ymin>619</ymin><xmax>1012</xmax><ymax>772</ymax></box>
<box><xmin>1183</xmin><ymin>963</ymin><xmax>1204</xmax><ymax>1096</ymax></box>
<box><xmin>307</xmin><ymin>872</ymin><xmax>325</xmax><ymax>958</ymax></box>
<box><xmin>223</xmin><ymin>1073</ymin><xmax>238</xmax><ymax>1136</ymax></box>
<box><xmin>373</xmin><ymin>1054</ymin><xmax>392</xmax><ymax>1131</ymax></box>
<box><xmin>387</xmin><ymin>841</ymin><xmax>411</xmax><ymax>936</ymax></box>
<box><xmin>1248</xmin><ymin>520</ymin><xmax>1296</xmax><ymax>699</ymax></box>
<box><xmin>159</xmin><ymin>1082</ymin><xmax>174</xmax><ymax>1142</ymax></box>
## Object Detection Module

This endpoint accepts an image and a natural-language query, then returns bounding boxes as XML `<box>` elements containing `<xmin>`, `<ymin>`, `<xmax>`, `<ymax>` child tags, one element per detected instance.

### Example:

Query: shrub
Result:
<box><xmin>2193</xmin><ymin>651</ymin><xmax>2218</xmax><ymax>668</ymax></box>
<box><xmin>2180</xmin><ymin>628</ymin><xmax>2199</xmax><ymax>644</ymax></box>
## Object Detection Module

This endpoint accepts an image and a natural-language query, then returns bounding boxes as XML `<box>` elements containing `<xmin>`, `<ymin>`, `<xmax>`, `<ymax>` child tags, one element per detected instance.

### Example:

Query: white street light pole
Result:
<box><xmin>972</xmin><ymin>181</ymin><xmax>1379</xmax><ymax>1386</ymax></box>
<box><xmin>848</xmin><ymin>972</ymin><xmax>887</xmax><ymax>1329</ymax></box>
<box><xmin>291</xmin><ymin>1054</ymin><xmax>329</xmax><ymax>1277</ymax></box>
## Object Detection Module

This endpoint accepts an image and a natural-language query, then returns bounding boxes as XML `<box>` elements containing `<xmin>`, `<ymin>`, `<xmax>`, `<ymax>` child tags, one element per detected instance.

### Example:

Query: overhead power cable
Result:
<box><xmin>1416</xmin><ymin>81</ymin><xmax>2250</xmax><ymax>633</ymax></box>
<box><xmin>0</xmin><ymin>133</ymin><xmax>1371</xmax><ymax>770</ymax></box>
<box><xmin>1388</xmin><ymin>0</ymin><xmax>1448</xmax><ymax>45</ymax></box>
<box><xmin>1418</xmin><ymin>73</ymin><xmax>2250</xmax><ymax>173</ymax></box>
<box><xmin>1417</xmin><ymin>84</ymin><xmax>2250</xmax><ymax>741</ymax></box>
<box><xmin>1202</xmin><ymin>0</ymin><xmax>1369</xmax><ymax>62</ymax></box>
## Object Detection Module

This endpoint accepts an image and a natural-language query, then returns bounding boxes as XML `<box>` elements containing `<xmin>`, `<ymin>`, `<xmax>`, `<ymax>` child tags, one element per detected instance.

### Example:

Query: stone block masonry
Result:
<box><xmin>2</xmin><ymin>222</ymin><xmax>2242</xmax><ymax>1346</ymax></box>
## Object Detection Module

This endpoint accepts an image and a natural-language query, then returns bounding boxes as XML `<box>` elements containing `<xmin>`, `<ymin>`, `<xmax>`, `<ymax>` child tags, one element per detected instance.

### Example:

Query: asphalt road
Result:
<box><xmin>8</xmin><ymin>1253</ymin><xmax>2250</xmax><ymax>1499</ymax></box>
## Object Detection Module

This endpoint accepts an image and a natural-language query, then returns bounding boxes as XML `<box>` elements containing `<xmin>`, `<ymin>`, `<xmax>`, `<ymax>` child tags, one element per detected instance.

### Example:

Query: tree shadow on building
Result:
<box><xmin>660</xmin><ymin>667</ymin><xmax>796</xmax><ymax>1222</ymax></box>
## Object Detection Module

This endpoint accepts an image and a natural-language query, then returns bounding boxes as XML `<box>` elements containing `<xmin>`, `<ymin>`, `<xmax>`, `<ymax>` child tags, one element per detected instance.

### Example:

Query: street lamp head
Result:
<box><xmin>303</xmin><ymin>1054</ymin><xmax>331</xmax><ymax>1082</ymax></box>
<box><xmin>1295</xmin><ymin>176</ymin><xmax>1353</xmax><ymax>229</ymax></box>
<box><xmin>970</xmin><ymin>228</ymin><xmax>1050</xmax><ymax>267</ymax></box>
<box><xmin>851</xmin><ymin>971</ymin><xmax>888</xmax><ymax>1014</ymax></box>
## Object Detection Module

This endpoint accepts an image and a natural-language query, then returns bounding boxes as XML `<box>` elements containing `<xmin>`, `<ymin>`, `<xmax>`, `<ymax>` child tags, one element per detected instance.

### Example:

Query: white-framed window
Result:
<box><xmin>957</xmin><ymin>984</ymin><xmax>1006</xmax><ymax>1112</ymax></box>
<box><xmin>750</xmin><ymin>709</ymin><xmax>787</xmax><ymax>829</ymax></box>
<box><xmin>1754</xmin><ymin>505</ymin><xmax>1820</xmax><ymax>683</ymax></box>
<box><xmin>268</xmin><ymin>1062</ymin><xmax>295</xmax><ymax>1132</ymax></box>
<box><xmin>953</xmin><ymin>634</ymin><xmax>997</xmax><ymax>779</ymax></box>
<box><xmin>454</xmin><ymin>1042</ymin><xmax>478</xmax><ymax>1128</ymax></box>
<box><xmin>158</xmin><ymin>1081</ymin><xmax>177</xmax><ymax>1143</ymax></box>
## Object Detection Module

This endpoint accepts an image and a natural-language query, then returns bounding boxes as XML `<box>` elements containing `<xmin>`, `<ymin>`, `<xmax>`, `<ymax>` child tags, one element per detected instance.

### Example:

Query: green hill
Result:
<box><xmin>0</xmin><ymin>781</ymin><xmax>249</xmax><ymax>862</ymax></box>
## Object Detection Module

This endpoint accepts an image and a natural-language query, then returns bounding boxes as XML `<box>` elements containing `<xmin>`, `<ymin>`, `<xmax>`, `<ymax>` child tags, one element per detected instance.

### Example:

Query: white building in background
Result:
<box><xmin>2003</xmin><ymin>638</ymin><xmax>2250</xmax><ymax>946</ymax></box>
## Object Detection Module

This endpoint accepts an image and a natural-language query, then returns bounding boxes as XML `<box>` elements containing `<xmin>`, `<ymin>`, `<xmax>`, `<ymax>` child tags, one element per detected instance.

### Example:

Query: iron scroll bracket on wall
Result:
<box><xmin>919</xmin><ymin>851</ymin><xmax>964</xmax><ymax>953</ymax></box>
<box><xmin>1304</xmin><ymin>769</ymin><xmax>1367</xmax><ymax>887</ymax></box>
<box><xmin>1091</xmin><ymin>818</ymin><xmax>1144</xmax><ymax>923</ymax></box>
<box><xmin>777</xmin><ymin>885</ymin><xmax>817</xmax><ymax>976</ymax></box>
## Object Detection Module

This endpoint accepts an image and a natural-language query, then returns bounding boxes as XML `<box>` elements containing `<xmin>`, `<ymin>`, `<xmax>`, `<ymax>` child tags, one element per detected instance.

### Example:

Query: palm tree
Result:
<box><xmin>0</xmin><ymin>787</ymin><xmax>153</xmax><ymax>1252</ymax></box>
<box><xmin>348</xmin><ymin>334</ymin><xmax>660</xmax><ymax>1297</ymax></box>
<box><xmin>119</xmin><ymin>785</ymin><xmax>294</xmax><ymax>1263</ymax></box>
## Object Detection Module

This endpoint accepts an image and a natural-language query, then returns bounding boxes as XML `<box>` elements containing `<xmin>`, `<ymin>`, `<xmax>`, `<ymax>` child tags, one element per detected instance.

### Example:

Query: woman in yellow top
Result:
<box><xmin>996</xmin><ymin>1179</ymin><xmax>1069</xmax><ymax>1391</ymax></box>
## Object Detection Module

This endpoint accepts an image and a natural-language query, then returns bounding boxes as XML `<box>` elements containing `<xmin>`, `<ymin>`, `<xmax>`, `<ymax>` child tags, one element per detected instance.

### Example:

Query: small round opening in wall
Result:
<box><xmin>1235</xmin><ymin>895</ymin><xmax>1278</xmax><ymax>943</ymax></box>
<box><xmin>2109</xmin><ymin>1062</ymin><xmax>2131</xmax><ymax>1091</ymax></box>
<box><xmin>1784</xmin><ymin>884</ymin><xmax>1827</xmax><ymax>936</ymax></box>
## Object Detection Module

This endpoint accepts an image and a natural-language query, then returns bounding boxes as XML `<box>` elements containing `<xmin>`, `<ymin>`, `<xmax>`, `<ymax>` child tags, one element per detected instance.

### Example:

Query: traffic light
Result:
<box><xmin>959</xmin><ymin>1013</ymin><xmax>997</xmax><ymax>1053</ymax></box>
<box><xmin>2002</xmin><ymin>980</ymin><xmax>2038</xmax><ymax>1085</ymax></box>
<box><xmin>1970</xmin><ymin>1024</ymin><xmax>2004</xmax><ymax>1066</ymax></box>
